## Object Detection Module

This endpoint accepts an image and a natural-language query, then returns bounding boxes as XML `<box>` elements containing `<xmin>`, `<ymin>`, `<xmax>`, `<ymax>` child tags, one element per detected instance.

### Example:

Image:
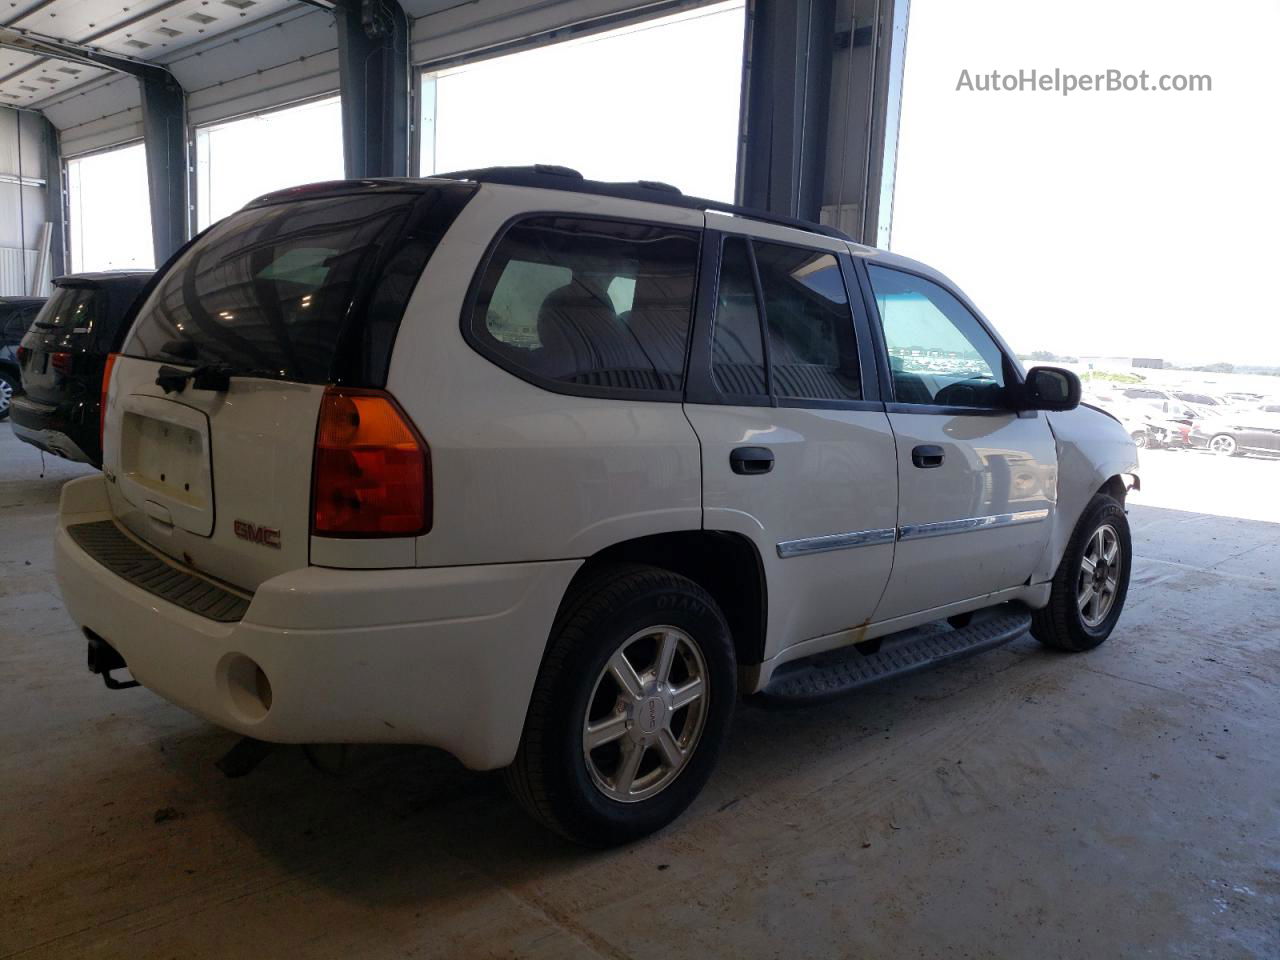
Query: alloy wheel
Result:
<box><xmin>0</xmin><ymin>377</ymin><xmax>12</xmax><ymax>415</ymax></box>
<box><xmin>1209</xmin><ymin>434</ymin><xmax>1237</xmax><ymax>456</ymax></box>
<box><xmin>582</xmin><ymin>625</ymin><xmax>709</xmax><ymax>803</ymax></box>
<box><xmin>1077</xmin><ymin>523</ymin><xmax>1122</xmax><ymax>628</ymax></box>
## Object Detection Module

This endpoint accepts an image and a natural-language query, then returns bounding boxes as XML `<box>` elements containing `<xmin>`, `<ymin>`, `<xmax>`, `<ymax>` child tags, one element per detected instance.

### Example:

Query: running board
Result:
<box><xmin>759</xmin><ymin>603</ymin><xmax>1032</xmax><ymax>706</ymax></box>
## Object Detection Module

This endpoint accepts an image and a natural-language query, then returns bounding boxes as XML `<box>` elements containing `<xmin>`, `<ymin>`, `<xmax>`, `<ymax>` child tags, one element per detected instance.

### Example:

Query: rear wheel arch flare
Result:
<box><xmin>559</xmin><ymin>531</ymin><xmax>768</xmax><ymax>667</ymax></box>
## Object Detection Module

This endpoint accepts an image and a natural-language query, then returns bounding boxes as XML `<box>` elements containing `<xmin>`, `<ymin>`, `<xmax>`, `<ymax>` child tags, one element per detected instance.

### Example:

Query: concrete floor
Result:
<box><xmin>2</xmin><ymin>428</ymin><xmax>1277</xmax><ymax>960</ymax></box>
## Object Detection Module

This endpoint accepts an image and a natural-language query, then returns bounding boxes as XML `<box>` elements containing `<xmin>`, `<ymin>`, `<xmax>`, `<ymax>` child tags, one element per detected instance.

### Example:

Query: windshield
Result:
<box><xmin>124</xmin><ymin>189</ymin><xmax>467</xmax><ymax>384</ymax></box>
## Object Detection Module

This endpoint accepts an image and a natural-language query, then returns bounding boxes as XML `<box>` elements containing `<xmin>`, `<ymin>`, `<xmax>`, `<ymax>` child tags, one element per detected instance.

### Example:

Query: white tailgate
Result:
<box><xmin>103</xmin><ymin>358</ymin><xmax>326</xmax><ymax>591</ymax></box>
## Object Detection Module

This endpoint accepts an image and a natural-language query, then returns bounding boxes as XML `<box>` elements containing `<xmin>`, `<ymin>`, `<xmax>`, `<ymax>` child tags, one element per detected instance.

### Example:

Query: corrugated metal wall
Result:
<box><xmin>0</xmin><ymin>106</ymin><xmax>53</xmax><ymax>296</ymax></box>
<box><xmin>0</xmin><ymin>246</ymin><xmax>50</xmax><ymax>297</ymax></box>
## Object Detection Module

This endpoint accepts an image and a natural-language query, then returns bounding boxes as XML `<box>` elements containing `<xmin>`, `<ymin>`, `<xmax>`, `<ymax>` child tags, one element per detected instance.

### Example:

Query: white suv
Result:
<box><xmin>54</xmin><ymin>166</ymin><xmax>1139</xmax><ymax>845</ymax></box>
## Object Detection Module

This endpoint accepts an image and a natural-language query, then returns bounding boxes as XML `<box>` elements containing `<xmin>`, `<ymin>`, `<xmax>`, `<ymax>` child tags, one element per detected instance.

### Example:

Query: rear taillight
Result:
<box><xmin>100</xmin><ymin>353</ymin><xmax>119</xmax><ymax>446</ymax></box>
<box><xmin>16</xmin><ymin>346</ymin><xmax>29</xmax><ymax>366</ymax></box>
<box><xmin>51</xmin><ymin>351</ymin><xmax>73</xmax><ymax>375</ymax></box>
<box><xmin>311</xmin><ymin>387</ymin><xmax>430</xmax><ymax>537</ymax></box>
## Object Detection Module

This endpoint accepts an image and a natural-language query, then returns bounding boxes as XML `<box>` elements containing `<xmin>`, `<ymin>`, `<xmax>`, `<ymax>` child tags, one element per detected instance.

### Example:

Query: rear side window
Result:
<box><xmin>755</xmin><ymin>241</ymin><xmax>861</xmax><ymax>402</ymax></box>
<box><xmin>709</xmin><ymin>237</ymin><xmax>862</xmax><ymax>403</ymax></box>
<box><xmin>468</xmin><ymin>216</ymin><xmax>700</xmax><ymax>396</ymax></box>
<box><xmin>125</xmin><ymin>186</ymin><xmax>472</xmax><ymax>385</ymax></box>
<box><xmin>710</xmin><ymin>238</ymin><xmax>767</xmax><ymax>397</ymax></box>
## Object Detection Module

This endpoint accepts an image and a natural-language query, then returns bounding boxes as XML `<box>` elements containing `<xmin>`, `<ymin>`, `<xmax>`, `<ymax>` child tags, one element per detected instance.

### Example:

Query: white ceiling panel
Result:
<box><xmin>410</xmin><ymin>0</ymin><xmax>699</xmax><ymax>67</ymax></box>
<box><xmin>58</xmin><ymin>104</ymin><xmax>143</xmax><ymax>157</ymax></box>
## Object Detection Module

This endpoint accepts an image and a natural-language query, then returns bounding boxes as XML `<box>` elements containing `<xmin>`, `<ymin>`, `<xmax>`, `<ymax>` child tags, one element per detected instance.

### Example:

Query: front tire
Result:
<box><xmin>506</xmin><ymin>564</ymin><xmax>736</xmax><ymax>846</ymax></box>
<box><xmin>1209</xmin><ymin>434</ymin><xmax>1238</xmax><ymax>457</ymax></box>
<box><xmin>1032</xmin><ymin>493</ymin><xmax>1131</xmax><ymax>652</ymax></box>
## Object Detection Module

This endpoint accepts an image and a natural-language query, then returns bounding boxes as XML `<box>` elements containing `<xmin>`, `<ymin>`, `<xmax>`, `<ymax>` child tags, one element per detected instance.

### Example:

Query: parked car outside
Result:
<box><xmin>0</xmin><ymin>295</ymin><xmax>46</xmax><ymax>420</ymax></box>
<box><xmin>1118</xmin><ymin>413</ymin><xmax>1184</xmax><ymax>450</ymax></box>
<box><xmin>52</xmin><ymin>169</ymin><xmax>1139</xmax><ymax>845</ymax></box>
<box><xmin>1189</xmin><ymin>404</ymin><xmax>1280</xmax><ymax>458</ymax></box>
<box><xmin>10</xmin><ymin>272</ymin><xmax>152</xmax><ymax>466</ymax></box>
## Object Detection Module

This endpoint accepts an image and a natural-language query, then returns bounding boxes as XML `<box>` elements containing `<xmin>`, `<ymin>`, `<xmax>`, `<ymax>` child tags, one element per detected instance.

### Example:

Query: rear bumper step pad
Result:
<box><xmin>67</xmin><ymin>520</ymin><xmax>251</xmax><ymax>623</ymax></box>
<box><xmin>760</xmin><ymin>604</ymin><xmax>1032</xmax><ymax>705</ymax></box>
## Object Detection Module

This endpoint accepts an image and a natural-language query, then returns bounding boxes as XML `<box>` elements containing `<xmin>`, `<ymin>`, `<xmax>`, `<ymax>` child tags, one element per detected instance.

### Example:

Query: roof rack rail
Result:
<box><xmin>431</xmin><ymin>165</ymin><xmax>854</xmax><ymax>242</ymax></box>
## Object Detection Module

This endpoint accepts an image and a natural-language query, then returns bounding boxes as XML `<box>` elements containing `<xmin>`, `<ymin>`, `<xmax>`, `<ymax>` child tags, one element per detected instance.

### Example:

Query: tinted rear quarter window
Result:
<box><xmin>125</xmin><ymin>186</ymin><xmax>472</xmax><ymax>385</ymax></box>
<box><xmin>468</xmin><ymin>216</ymin><xmax>700</xmax><ymax>397</ymax></box>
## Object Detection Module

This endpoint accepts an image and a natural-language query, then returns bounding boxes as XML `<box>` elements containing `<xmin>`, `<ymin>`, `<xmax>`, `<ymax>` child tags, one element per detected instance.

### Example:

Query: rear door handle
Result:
<box><xmin>911</xmin><ymin>444</ymin><xmax>945</xmax><ymax>468</ymax></box>
<box><xmin>730</xmin><ymin>446</ymin><xmax>774</xmax><ymax>475</ymax></box>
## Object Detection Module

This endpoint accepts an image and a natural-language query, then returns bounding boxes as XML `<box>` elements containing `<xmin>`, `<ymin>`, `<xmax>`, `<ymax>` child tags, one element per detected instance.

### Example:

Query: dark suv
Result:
<box><xmin>11</xmin><ymin>272</ymin><xmax>151</xmax><ymax>466</ymax></box>
<box><xmin>0</xmin><ymin>296</ymin><xmax>46</xmax><ymax>420</ymax></box>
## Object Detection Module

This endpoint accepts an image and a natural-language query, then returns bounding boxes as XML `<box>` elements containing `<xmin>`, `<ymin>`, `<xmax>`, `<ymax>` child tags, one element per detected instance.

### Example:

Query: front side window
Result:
<box><xmin>867</xmin><ymin>264</ymin><xmax>1007</xmax><ymax>408</ymax></box>
<box><xmin>469</xmin><ymin>217</ymin><xmax>700</xmax><ymax>395</ymax></box>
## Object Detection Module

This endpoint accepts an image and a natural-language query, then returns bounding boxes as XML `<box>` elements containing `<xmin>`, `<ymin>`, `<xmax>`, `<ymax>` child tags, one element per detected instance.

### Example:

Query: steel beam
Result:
<box><xmin>819</xmin><ymin>0</ymin><xmax>910</xmax><ymax>244</ymax></box>
<box><xmin>0</xmin><ymin>27</ymin><xmax>189</xmax><ymax>263</ymax></box>
<box><xmin>40</xmin><ymin>113</ymin><xmax>65</xmax><ymax>278</ymax></box>
<box><xmin>334</xmin><ymin>0</ymin><xmax>410</xmax><ymax>179</ymax></box>
<box><xmin>737</xmin><ymin>0</ymin><xmax>836</xmax><ymax>223</ymax></box>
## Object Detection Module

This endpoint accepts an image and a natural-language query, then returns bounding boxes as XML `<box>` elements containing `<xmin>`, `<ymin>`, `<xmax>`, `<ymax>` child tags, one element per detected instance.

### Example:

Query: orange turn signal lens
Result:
<box><xmin>100</xmin><ymin>353</ymin><xmax>119</xmax><ymax>447</ymax></box>
<box><xmin>311</xmin><ymin>387</ymin><xmax>430</xmax><ymax>537</ymax></box>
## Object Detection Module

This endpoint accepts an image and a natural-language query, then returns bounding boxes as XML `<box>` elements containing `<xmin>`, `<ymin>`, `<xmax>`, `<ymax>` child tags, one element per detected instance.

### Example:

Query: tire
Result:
<box><xmin>1209</xmin><ymin>434</ymin><xmax>1238</xmax><ymax>457</ymax></box>
<box><xmin>1032</xmin><ymin>493</ymin><xmax>1131</xmax><ymax>652</ymax></box>
<box><xmin>0</xmin><ymin>371</ymin><xmax>16</xmax><ymax>421</ymax></box>
<box><xmin>1130</xmin><ymin>431</ymin><xmax>1148</xmax><ymax>449</ymax></box>
<box><xmin>506</xmin><ymin>563</ymin><xmax>736</xmax><ymax>846</ymax></box>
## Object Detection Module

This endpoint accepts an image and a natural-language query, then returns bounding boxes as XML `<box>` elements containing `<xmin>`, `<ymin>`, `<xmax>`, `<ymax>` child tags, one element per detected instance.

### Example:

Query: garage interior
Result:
<box><xmin>2</xmin><ymin>0</ymin><xmax>1277</xmax><ymax>957</ymax></box>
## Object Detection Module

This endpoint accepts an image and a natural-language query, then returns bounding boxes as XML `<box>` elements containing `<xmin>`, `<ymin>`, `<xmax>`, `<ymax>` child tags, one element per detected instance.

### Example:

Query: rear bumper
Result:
<box><xmin>54</xmin><ymin>475</ymin><xmax>581</xmax><ymax>770</ymax></box>
<box><xmin>10</xmin><ymin>395</ymin><xmax>93</xmax><ymax>464</ymax></box>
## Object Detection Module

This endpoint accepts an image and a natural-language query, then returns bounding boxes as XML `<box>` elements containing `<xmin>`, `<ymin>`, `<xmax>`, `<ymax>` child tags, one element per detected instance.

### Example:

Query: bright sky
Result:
<box><xmin>424</xmin><ymin>1</ymin><xmax>744</xmax><ymax>201</ymax></box>
<box><xmin>195</xmin><ymin>96</ymin><xmax>345</xmax><ymax>229</ymax></box>
<box><xmin>67</xmin><ymin>143</ymin><xmax>154</xmax><ymax>272</ymax></box>
<box><xmin>890</xmin><ymin>0</ymin><xmax>1280</xmax><ymax>365</ymax></box>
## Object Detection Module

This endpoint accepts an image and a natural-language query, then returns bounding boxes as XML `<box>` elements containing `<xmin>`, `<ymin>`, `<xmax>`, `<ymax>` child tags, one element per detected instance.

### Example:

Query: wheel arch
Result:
<box><xmin>1037</xmin><ymin>406</ymin><xmax>1140</xmax><ymax>584</ymax></box>
<box><xmin>561</xmin><ymin>530</ymin><xmax>768</xmax><ymax>668</ymax></box>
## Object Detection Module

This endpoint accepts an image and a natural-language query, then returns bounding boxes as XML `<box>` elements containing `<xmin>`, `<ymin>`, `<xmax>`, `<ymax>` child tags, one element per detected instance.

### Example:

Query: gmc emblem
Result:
<box><xmin>234</xmin><ymin>520</ymin><xmax>281</xmax><ymax>549</ymax></box>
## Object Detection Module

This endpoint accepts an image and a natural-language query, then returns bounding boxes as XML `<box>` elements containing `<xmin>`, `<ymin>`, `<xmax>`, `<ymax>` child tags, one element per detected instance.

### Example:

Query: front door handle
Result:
<box><xmin>730</xmin><ymin>446</ymin><xmax>774</xmax><ymax>475</ymax></box>
<box><xmin>912</xmin><ymin>444</ymin><xmax>945</xmax><ymax>468</ymax></box>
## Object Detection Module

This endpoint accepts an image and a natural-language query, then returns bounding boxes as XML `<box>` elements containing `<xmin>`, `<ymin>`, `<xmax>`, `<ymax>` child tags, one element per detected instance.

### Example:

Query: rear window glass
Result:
<box><xmin>468</xmin><ymin>216</ymin><xmax>700</xmax><ymax>396</ymax></box>
<box><xmin>32</xmin><ymin>287</ymin><xmax>99</xmax><ymax>333</ymax></box>
<box><xmin>125</xmin><ymin>188</ymin><xmax>469</xmax><ymax>384</ymax></box>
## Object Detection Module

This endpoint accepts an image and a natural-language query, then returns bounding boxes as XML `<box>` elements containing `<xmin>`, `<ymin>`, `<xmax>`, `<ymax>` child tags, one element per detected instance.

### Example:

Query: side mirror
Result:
<box><xmin>1022</xmin><ymin>366</ymin><xmax>1081</xmax><ymax>411</ymax></box>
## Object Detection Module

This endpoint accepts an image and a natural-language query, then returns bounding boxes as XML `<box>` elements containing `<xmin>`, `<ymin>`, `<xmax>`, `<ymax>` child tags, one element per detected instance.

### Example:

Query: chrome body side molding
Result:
<box><xmin>897</xmin><ymin>509</ymin><xmax>1050</xmax><ymax>543</ymax></box>
<box><xmin>776</xmin><ymin>509</ymin><xmax>1050</xmax><ymax>558</ymax></box>
<box><xmin>776</xmin><ymin>527</ymin><xmax>897</xmax><ymax>559</ymax></box>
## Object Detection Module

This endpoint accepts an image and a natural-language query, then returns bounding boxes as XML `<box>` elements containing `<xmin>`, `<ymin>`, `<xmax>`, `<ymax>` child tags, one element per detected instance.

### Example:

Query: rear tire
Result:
<box><xmin>0</xmin><ymin>371</ymin><xmax>16</xmax><ymax>421</ymax></box>
<box><xmin>506</xmin><ymin>563</ymin><xmax>736</xmax><ymax>846</ymax></box>
<box><xmin>1032</xmin><ymin>494</ymin><xmax>1131</xmax><ymax>652</ymax></box>
<box><xmin>1131</xmin><ymin>431</ymin><xmax>1148</xmax><ymax>449</ymax></box>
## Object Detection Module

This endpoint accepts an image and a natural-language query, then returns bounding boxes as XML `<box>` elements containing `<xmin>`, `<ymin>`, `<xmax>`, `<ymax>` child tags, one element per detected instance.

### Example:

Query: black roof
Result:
<box><xmin>0</xmin><ymin>296</ymin><xmax>45</xmax><ymax>306</ymax></box>
<box><xmin>248</xmin><ymin>165</ymin><xmax>852</xmax><ymax>242</ymax></box>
